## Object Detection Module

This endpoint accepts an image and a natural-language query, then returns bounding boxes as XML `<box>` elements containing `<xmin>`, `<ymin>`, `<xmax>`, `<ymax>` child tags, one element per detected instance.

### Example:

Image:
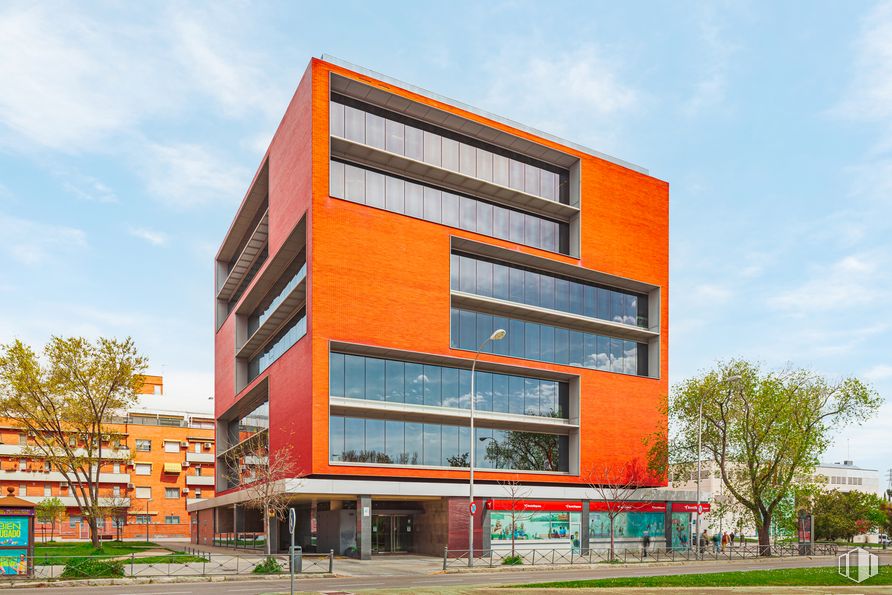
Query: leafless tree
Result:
<box><xmin>222</xmin><ymin>436</ymin><xmax>304</xmax><ymax>555</ymax></box>
<box><xmin>497</xmin><ymin>477</ymin><xmax>532</xmax><ymax>558</ymax></box>
<box><xmin>584</xmin><ymin>461</ymin><xmax>647</xmax><ymax>561</ymax></box>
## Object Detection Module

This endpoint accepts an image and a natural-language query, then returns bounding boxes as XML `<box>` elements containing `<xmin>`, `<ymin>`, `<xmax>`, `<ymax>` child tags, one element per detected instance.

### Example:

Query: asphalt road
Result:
<box><xmin>0</xmin><ymin>555</ymin><xmax>856</xmax><ymax>594</ymax></box>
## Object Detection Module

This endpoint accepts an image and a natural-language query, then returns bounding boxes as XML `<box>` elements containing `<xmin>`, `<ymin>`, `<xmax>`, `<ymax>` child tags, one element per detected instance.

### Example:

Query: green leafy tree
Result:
<box><xmin>0</xmin><ymin>337</ymin><xmax>146</xmax><ymax>548</ymax></box>
<box><xmin>35</xmin><ymin>496</ymin><xmax>65</xmax><ymax>542</ymax></box>
<box><xmin>669</xmin><ymin>360</ymin><xmax>880</xmax><ymax>555</ymax></box>
<box><xmin>813</xmin><ymin>490</ymin><xmax>886</xmax><ymax>541</ymax></box>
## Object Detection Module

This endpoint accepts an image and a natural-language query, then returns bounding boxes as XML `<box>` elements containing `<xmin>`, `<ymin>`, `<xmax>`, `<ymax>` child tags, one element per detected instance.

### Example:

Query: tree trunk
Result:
<box><xmin>50</xmin><ymin>520</ymin><xmax>54</xmax><ymax>542</ymax></box>
<box><xmin>265</xmin><ymin>503</ymin><xmax>271</xmax><ymax>556</ymax></box>
<box><xmin>609</xmin><ymin>516</ymin><xmax>615</xmax><ymax>562</ymax></box>
<box><xmin>89</xmin><ymin>516</ymin><xmax>99</xmax><ymax>549</ymax></box>
<box><xmin>757</xmin><ymin>518</ymin><xmax>771</xmax><ymax>556</ymax></box>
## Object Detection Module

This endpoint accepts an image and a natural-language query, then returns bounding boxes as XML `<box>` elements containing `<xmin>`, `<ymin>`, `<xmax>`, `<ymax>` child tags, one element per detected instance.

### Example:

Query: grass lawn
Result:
<box><xmin>514</xmin><ymin>566</ymin><xmax>892</xmax><ymax>588</ymax></box>
<box><xmin>32</xmin><ymin>541</ymin><xmax>203</xmax><ymax>565</ymax></box>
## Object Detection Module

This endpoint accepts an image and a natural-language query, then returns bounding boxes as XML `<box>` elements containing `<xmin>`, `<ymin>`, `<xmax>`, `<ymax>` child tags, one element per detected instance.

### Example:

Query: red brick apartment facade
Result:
<box><xmin>194</xmin><ymin>56</ymin><xmax>695</xmax><ymax>557</ymax></box>
<box><xmin>0</xmin><ymin>376</ymin><xmax>215</xmax><ymax>541</ymax></box>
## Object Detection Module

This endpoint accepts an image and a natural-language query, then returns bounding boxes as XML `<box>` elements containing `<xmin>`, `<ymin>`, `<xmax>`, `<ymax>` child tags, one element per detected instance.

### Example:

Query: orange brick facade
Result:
<box><xmin>203</xmin><ymin>57</ymin><xmax>670</xmax><ymax>556</ymax></box>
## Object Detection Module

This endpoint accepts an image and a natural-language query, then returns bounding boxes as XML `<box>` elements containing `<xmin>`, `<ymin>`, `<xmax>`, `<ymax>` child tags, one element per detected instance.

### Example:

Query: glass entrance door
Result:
<box><xmin>371</xmin><ymin>514</ymin><xmax>413</xmax><ymax>553</ymax></box>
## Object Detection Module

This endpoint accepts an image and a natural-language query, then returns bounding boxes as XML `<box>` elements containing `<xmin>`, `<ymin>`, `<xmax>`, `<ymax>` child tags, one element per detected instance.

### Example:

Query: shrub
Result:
<box><xmin>61</xmin><ymin>558</ymin><xmax>125</xmax><ymax>579</ymax></box>
<box><xmin>502</xmin><ymin>554</ymin><xmax>523</xmax><ymax>565</ymax></box>
<box><xmin>252</xmin><ymin>556</ymin><xmax>282</xmax><ymax>574</ymax></box>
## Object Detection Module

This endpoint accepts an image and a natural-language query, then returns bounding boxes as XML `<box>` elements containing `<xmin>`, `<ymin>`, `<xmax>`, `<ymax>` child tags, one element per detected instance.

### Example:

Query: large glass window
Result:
<box><xmin>491</xmin><ymin>511</ymin><xmax>580</xmax><ymax>544</ymax></box>
<box><xmin>330</xmin><ymin>160</ymin><xmax>569</xmax><ymax>254</ymax></box>
<box><xmin>329</xmin><ymin>352</ymin><xmax>568</xmax><ymax>418</ymax></box>
<box><xmin>246</xmin><ymin>251</ymin><xmax>306</xmax><ymax>337</ymax></box>
<box><xmin>247</xmin><ymin>308</ymin><xmax>307</xmax><ymax>383</ymax></box>
<box><xmin>330</xmin><ymin>415</ymin><xmax>569</xmax><ymax>472</ymax></box>
<box><xmin>451</xmin><ymin>308</ymin><xmax>649</xmax><ymax>378</ymax></box>
<box><xmin>590</xmin><ymin>512</ymin><xmax>665</xmax><ymax>540</ymax></box>
<box><xmin>451</xmin><ymin>253</ymin><xmax>649</xmax><ymax>329</ymax></box>
<box><xmin>330</xmin><ymin>97</ymin><xmax>571</xmax><ymax>205</ymax></box>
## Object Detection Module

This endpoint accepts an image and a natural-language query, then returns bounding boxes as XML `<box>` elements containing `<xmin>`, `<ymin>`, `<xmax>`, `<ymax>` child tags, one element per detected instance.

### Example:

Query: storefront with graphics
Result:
<box><xmin>487</xmin><ymin>501</ymin><xmax>583</xmax><ymax>552</ymax></box>
<box><xmin>486</xmin><ymin>499</ymin><xmax>709</xmax><ymax>552</ymax></box>
<box><xmin>0</xmin><ymin>488</ymin><xmax>34</xmax><ymax>577</ymax></box>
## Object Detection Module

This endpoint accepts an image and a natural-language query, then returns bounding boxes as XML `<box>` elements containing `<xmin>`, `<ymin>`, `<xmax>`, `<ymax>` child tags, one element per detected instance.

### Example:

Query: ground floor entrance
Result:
<box><xmin>372</xmin><ymin>514</ymin><xmax>414</xmax><ymax>553</ymax></box>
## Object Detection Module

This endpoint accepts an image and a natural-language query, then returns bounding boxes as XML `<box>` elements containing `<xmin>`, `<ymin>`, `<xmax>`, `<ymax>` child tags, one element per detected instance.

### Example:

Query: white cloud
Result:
<box><xmin>168</xmin><ymin>8</ymin><xmax>288</xmax><ymax>119</ymax></box>
<box><xmin>140</xmin><ymin>142</ymin><xmax>250</xmax><ymax>209</ymax></box>
<box><xmin>769</xmin><ymin>253</ymin><xmax>883</xmax><ymax>314</ymax></box>
<box><xmin>134</xmin><ymin>369</ymin><xmax>214</xmax><ymax>414</ymax></box>
<box><xmin>0</xmin><ymin>5</ymin><xmax>175</xmax><ymax>152</ymax></box>
<box><xmin>129</xmin><ymin>227</ymin><xmax>168</xmax><ymax>246</ymax></box>
<box><xmin>682</xmin><ymin>5</ymin><xmax>738</xmax><ymax>117</ymax></box>
<box><xmin>693</xmin><ymin>283</ymin><xmax>732</xmax><ymax>303</ymax></box>
<box><xmin>835</xmin><ymin>1</ymin><xmax>892</xmax><ymax>122</ymax></box>
<box><xmin>0</xmin><ymin>214</ymin><xmax>87</xmax><ymax>265</ymax></box>
<box><xmin>481</xmin><ymin>43</ymin><xmax>638</xmax><ymax>142</ymax></box>
<box><xmin>58</xmin><ymin>171</ymin><xmax>118</xmax><ymax>203</ymax></box>
<box><xmin>864</xmin><ymin>364</ymin><xmax>892</xmax><ymax>382</ymax></box>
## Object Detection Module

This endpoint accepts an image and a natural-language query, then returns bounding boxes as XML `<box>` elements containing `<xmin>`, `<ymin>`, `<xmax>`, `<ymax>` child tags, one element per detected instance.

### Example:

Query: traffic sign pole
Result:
<box><xmin>289</xmin><ymin>508</ymin><xmax>296</xmax><ymax>595</ymax></box>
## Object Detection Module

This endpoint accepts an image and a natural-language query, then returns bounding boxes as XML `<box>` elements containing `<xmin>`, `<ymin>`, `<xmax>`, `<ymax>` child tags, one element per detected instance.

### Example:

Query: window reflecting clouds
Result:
<box><xmin>331</xmin><ymin>160</ymin><xmax>568</xmax><ymax>254</ymax></box>
<box><xmin>329</xmin><ymin>415</ymin><xmax>569</xmax><ymax>472</ymax></box>
<box><xmin>451</xmin><ymin>307</ymin><xmax>649</xmax><ymax>377</ymax></box>
<box><xmin>330</xmin><ymin>97</ymin><xmax>571</xmax><ymax>206</ymax></box>
<box><xmin>451</xmin><ymin>252</ymin><xmax>648</xmax><ymax>328</ymax></box>
<box><xmin>329</xmin><ymin>352</ymin><xmax>568</xmax><ymax>418</ymax></box>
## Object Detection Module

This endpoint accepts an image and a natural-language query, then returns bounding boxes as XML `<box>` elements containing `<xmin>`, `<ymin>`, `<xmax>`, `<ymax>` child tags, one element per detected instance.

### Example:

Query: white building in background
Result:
<box><xmin>667</xmin><ymin>460</ymin><xmax>882</xmax><ymax>538</ymax></box>
<box><xmin>814</xmin><ymin>461</ymin><xmax>880</xmax><ymax>496</ymax></box>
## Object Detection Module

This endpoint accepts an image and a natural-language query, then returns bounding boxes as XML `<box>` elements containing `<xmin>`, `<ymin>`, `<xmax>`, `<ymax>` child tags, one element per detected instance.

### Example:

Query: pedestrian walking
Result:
<box><xmin>729</xmin><ymin>531</ymin><xmax>736</xmax><ymax>549</ymax></box>
<box><xmin>642</xmin><ymin>530</ymin><xmax>651</xmax><ymax>558</ymax></box>
<box><xmin>700</xmin><ymin>529</ymin><xmax>708</xmax><ymax>554</ymax></box>
<box><xmin>721</xmin><ymin>531</ymin><xmax>728</xmax><ymax>553</ymax></box>
<box><xmin>712</xmin><ymin>531</ymin><xmax>721</xmax><ymax>553</ymax></box>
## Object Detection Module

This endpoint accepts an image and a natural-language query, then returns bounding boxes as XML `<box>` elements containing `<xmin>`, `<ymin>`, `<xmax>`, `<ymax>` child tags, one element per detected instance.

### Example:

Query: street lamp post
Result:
<box><xmin>695</xmin><ymin>374</ymin><xmax>740</xmax><ymax>559</ymax></box>
<box><xmin>145</xmin><ymin>499</ymin><xmax>152</xmax><ymax>543</ymax></box>
<box><xmin>468</xmin><ymin>328</ymin><xmax>506</xmax><ymax>567</ymax></box>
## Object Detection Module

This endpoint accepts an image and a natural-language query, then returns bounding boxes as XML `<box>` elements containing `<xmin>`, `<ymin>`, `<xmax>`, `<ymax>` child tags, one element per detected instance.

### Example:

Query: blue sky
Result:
<box><xmin>0</xmin><ymin>1</ymin><xmax>890</xmax><ymax>478</ymax></box>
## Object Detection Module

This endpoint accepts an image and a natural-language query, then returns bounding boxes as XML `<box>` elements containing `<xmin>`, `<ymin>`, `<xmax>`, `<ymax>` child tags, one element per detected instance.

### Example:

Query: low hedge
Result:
<box><xmin>61</xmin><ymin>557</ymin><xmax>125</xmax><ymax>579</ymax></box>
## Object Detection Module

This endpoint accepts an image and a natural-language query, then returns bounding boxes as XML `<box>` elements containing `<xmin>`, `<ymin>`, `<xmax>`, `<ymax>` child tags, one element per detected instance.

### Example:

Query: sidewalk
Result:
<box><xmin>158</xmin><ymin>541</ymin><xmax>445</xmax><ymax>576</ymax></box>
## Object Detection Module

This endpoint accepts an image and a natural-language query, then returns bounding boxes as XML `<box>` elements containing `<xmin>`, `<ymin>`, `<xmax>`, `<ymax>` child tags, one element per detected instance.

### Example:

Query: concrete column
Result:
<box><xmin>664</xmin><ymin>503</ymin><xmax>673</xmax><ymax>550</ymax></box>
<box><xmin>269</xmin><ymin>515</ymin><xmax>281</xmax><ymax>553</ymax></box>
<box><xmin>356</xmin><ymin>495</ymin><xmax>372</xmax><ymax>560</ymax></box>
<box><xmin>482</xmin><ymin>509</ymin><xmax>492</xmax><ymax>552</ymax></box>
<box><xmin>580</xmin><ymin>499</ymin><xmax>590</xmax><ymax>554</ymax></box>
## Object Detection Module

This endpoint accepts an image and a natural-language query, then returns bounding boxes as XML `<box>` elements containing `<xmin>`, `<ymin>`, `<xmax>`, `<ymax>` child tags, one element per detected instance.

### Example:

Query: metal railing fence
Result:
<box><xmin>443</xmin><ymin>542</ymin><xmax>839</xmax><ymax>569</ymax></box>
<box><xmin>16</xmin><ymin>551</ymin><xmax>334</xmax><ymax>580</ymax></box>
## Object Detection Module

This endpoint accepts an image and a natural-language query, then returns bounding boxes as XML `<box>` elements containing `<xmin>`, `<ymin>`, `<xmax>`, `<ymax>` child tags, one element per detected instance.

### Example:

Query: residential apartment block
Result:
<box><xmin>0</xmin><ymin>375</ymin><xmax>215</xmax><ymax>540</ymax></box>
<box><xmin>194</xmin><ymin>56</ymin><xmax>693</xmax><ymax>557</ymax></box>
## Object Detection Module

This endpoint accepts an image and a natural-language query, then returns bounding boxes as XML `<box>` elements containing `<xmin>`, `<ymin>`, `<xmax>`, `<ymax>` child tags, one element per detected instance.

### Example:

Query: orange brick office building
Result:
<box><xmin>193</xmin><ymin>57</ymin><xmax>698</xmax><ymax>556</ymax></box>
<box><xmin>0</xmin><ymin>376</ymin><xmax>215</xmax><ymax>541</ymax></box>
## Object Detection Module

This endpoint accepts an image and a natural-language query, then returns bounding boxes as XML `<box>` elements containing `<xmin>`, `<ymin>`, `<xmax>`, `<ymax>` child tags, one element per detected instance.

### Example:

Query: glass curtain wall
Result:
<box><xmin>329</xmin><ymin>352</ymin><xmax>569</xmax><ymax>418</ymax></box>
<box><xmin>451</xmin><ymin>252</ymin><xmax>647</xmax><ymax>328</ymax></box>
<box><xmin>330</xmin><ymin>97</ymin><xmax>572</xmax><ymax>205</ymax></box>
<box><xmin>451</xmin><ymin>307</ymin><xmax>649</xmax><ymax>377</ymax></box>
<box><xmin>329</xmin><ymin>415</ymin><xmax>569</xmax><ymax>472</ymax></box>
<box><xmin>247</xmin><ymin>308</ymin><xmax>307</xmax><ymax>383</ymax></box>
<box><xmin>331</xmin><ymin>160</ymin><xmax>569</xmax><ymax>254</ymax></box>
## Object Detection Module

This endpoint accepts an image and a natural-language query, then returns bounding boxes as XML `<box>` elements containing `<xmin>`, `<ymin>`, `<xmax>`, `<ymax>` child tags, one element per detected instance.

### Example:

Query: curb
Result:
<box><xmin>0</xmin><ymin>572</ymin><xmax>337</xmax><ymax>589</ymax></box>
<box><xmin>440</xmin><ymin>554</ymin><xmax>839</xmax><ymax>574</ymax></box>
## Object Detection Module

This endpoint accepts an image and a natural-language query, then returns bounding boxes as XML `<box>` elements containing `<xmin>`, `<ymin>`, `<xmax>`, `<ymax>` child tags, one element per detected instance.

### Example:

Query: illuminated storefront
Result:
<box><xmin>486</xmin><ymin>500</ymin><xmax>708</xmax><ymax>552</ymax></box>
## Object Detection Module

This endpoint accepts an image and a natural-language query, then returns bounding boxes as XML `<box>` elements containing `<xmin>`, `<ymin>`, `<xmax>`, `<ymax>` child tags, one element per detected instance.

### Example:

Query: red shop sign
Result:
<box><xmin>487</xmin><ymin>500</ymin><xmax>584</xmax><ymax>512</ymax></box>
<box><xmin>672</xmin><ymin>502</ymin><xmax>711</xmax><ymax>513</ymax></box>
<box><xmin>589</xmin><ymin>501</ymin><xmax>667</xmax><ymax>513</ymax></box>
